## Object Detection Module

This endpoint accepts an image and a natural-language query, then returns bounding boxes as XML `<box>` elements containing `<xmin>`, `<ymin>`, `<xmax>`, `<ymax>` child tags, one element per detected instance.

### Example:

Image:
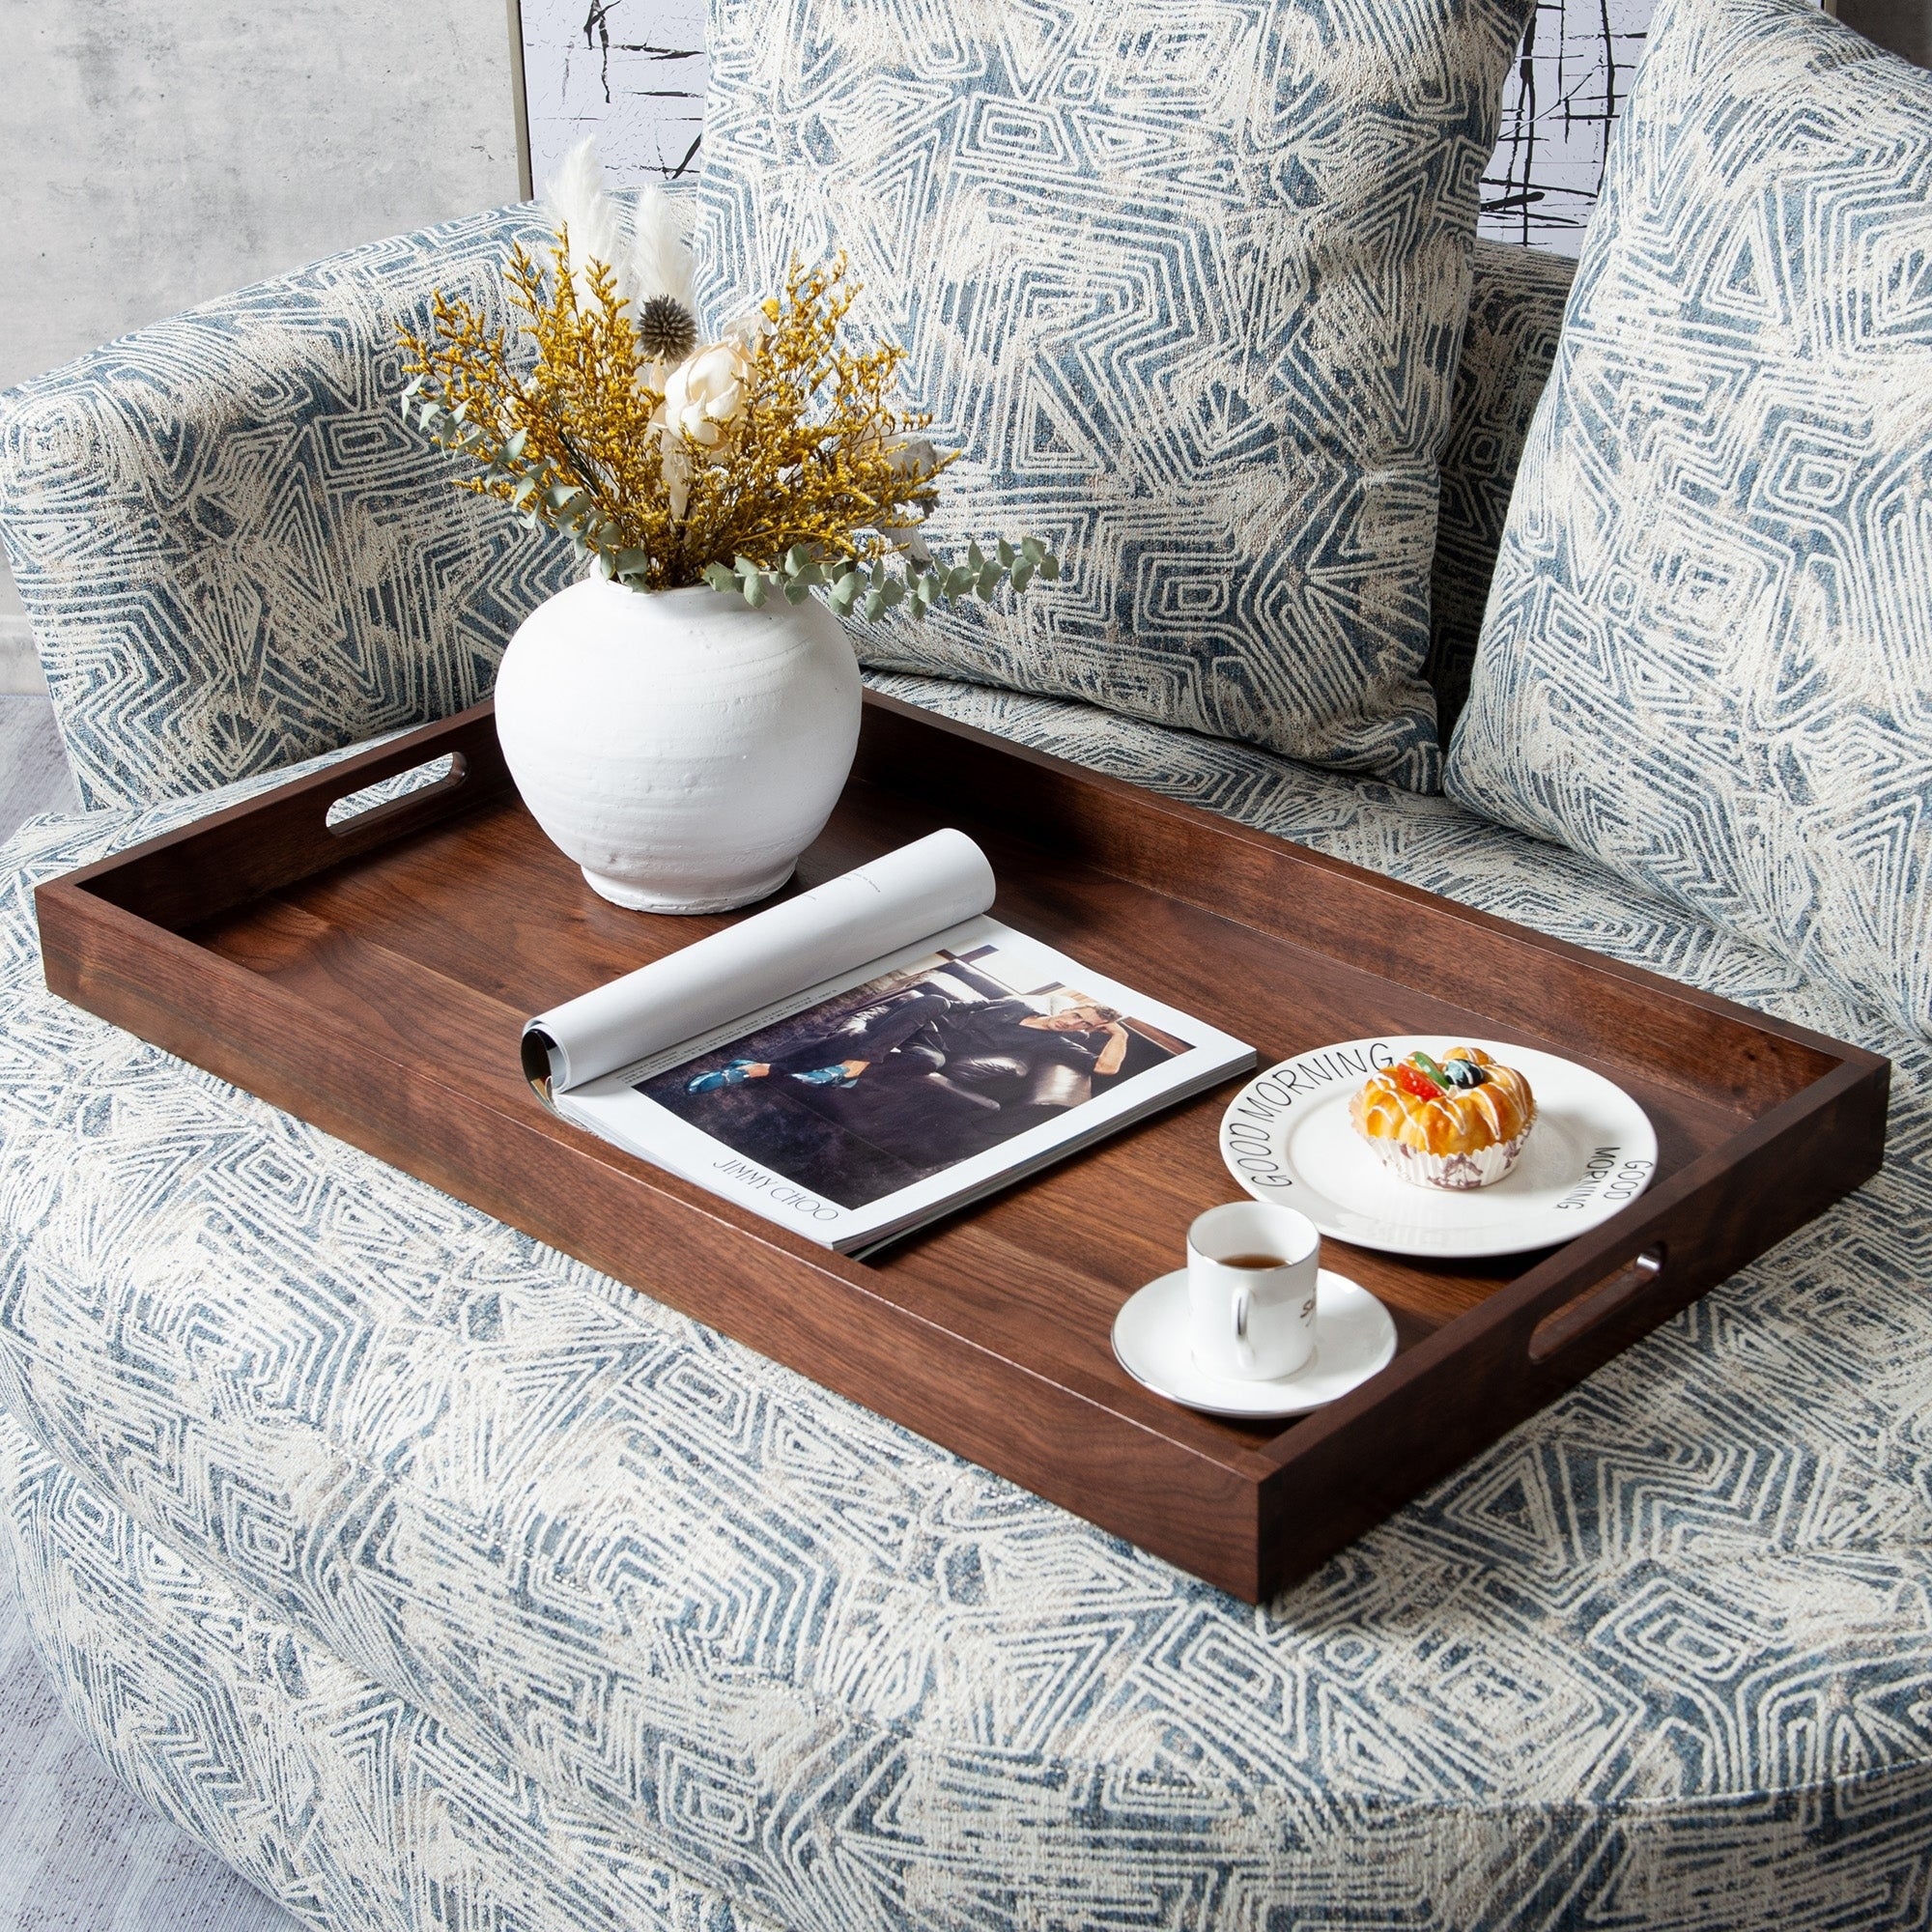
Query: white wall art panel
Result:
<box><xmin>1479</xmin><ymin>0</ymin><xmax>1658</xmax><ymax>252</ymax></box>
<box><xmin>520</xmin><ymin>0</ymin><xmax>709</xmax><ymax>195</ymax></box>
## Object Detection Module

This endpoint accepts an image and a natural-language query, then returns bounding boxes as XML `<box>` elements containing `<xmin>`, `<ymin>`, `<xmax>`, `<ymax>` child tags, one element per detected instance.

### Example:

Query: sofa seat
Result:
<box><xmin>2</xmin><ymin>676</ymin><xmax>1930</xmax><ymax>1931</ymax></box>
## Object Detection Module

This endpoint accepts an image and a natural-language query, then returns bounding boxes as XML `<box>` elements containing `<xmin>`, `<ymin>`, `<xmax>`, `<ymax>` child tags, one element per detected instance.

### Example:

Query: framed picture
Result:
<box><xmin>1482</xmin><ymin>0</ymin><xmax>1659</xmax><ymax>252</ymax></box>
<box><xmin>507</xmin><ymin>0</ymin><xmax>707</xmax><ymax>200</ymax></box>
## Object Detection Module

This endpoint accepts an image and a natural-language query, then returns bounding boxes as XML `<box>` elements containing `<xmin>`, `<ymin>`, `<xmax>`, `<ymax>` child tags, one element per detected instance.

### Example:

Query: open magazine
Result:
<box><xmin>521</xmin><ymin>831</ymin><xmax>1255</xmax><ymax>1254</ymax></box>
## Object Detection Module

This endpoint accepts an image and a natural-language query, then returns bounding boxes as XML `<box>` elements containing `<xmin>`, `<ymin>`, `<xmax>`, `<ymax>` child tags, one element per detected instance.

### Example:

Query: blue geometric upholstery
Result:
<box><xmin>0</xmin><ymin>213</ymin><xmax>1563</xmax><ymax>813</ymax></box>
<box><xmin>698</xmin><ymin>0</ymin><xmax>1537</xmax><ymax>791</ymax></box>
<box><xmin>4</xmin><ymin>674</ymin><xmax>1932</xmax><ymax>1929</ymax></box>
<box><xmin>0</xmin><ymin>1412</ymin><xmax>762</xmax><ymax>1932</ymax></box>
<box><xmin>0</xmin><ymin>206</ymin><xmax>576</xmax><ymax>810</ymax></box>
<box><xmin>1425</xmin><ymin>242</ymin><xmax>1575</xmax><ymax>738</ymax></box>
<box><xmin>1447</xmin><ymin>0</ymin><xmax>1932</xmax><ymax>1033</ymax></box>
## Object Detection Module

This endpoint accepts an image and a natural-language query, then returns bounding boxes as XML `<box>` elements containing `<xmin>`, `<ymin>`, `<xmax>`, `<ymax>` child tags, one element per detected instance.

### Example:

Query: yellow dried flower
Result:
<box><xmin>403</xmin><ymin>239</ymin><xmax>953</xmax><ymax>584</ymax></box>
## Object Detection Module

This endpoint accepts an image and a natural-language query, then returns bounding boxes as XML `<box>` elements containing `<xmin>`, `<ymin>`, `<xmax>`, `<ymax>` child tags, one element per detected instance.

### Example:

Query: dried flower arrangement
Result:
<box><xmin>398</xmin><ymin>143</ymin><xmax>1057</xmax><ymax>620</ymax></box>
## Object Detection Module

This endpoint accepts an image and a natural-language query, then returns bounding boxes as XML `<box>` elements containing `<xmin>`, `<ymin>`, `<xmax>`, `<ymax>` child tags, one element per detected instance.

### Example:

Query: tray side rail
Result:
<box><xmin>52</xmin><ymin>704</ymin><xmax>515</xmax><ymax>933</ymax></box>
<box><xmin>854</xmin><ymin>693</ymin><xmax>1877</xmax><ymax>1119</ymax></box>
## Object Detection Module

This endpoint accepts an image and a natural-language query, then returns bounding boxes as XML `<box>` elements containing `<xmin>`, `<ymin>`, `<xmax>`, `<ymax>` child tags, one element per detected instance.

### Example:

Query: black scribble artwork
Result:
<box><xmin>1480</xmin><ymin>0</ymin><xmax>1656</xmax><ymax>254</ymax></box>
<box><xmin>523</xmin><ymin>0</ymin><xmax>708</xmax><ymax>191</ymax></box>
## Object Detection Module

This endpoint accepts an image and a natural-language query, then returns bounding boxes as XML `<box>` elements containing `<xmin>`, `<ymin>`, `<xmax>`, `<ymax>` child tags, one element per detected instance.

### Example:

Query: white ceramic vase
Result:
<box><xmin>493</xmin><ymin>577</ymin><xmax>863</xmax><ymax>912</ymax></box>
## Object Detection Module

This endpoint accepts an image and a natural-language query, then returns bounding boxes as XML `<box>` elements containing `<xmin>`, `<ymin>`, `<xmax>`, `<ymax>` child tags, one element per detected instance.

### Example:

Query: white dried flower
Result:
<box><xmin>657</xmin><ymin>339</ymin><xmax>754</xmax><ymax>450</ymax></box>
<box><xmin>544</xmin><ymin>137</ymin><xmax>631</xmax><ymax>316</ymax></box>
<box><xmin>661</xmin><ymin>440</ymin><xmax>692</xmax><ymax>522</ymax></box>
<box><xmin>718</xmin><ymin>308</ymin><xmax>775</xmax><ymax>351</ymax></box>
<box><xmin>628</xmin><ymin>180</ymin><xmax>696</xmax><ymax>311</ymax></box>
<box><xmin>886</xmin><ymin>435</ymin><xmax>939</xmax><ymax>479</ymax></box>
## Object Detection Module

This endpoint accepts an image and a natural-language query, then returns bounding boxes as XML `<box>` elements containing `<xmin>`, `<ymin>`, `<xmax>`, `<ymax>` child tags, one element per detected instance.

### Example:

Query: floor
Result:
<box><xmin>0</xmin><ymin>695</ymin><xmax>296</xmax><ymax>1930</ymax></box>
<box><xmin>0</xmin><ymin>696</ymin><xmax>78</xmax><ymax>841</ymax></box>
<box><xmin>0</xmin><ymin>1532</ymin><xmax>299</xmax><ymax>1932</ymax></box>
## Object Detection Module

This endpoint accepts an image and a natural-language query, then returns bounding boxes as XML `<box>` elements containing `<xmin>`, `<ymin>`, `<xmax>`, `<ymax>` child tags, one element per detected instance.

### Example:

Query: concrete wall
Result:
<box><xmin>0</xmin><ymin>0</ymin><xmax>521</xmax><ymax>692</ymax></box>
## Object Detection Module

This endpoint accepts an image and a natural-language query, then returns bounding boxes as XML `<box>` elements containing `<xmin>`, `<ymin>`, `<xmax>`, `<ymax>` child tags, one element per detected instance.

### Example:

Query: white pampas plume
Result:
<box><xmin>628</xmin><ymin>181</ymin><xmax>695</xmax><ymax>309</ymax></box>
<box><xmin>543</xmin><ymin>136</ymin><xmax>633</xmax><ymax>314</ymax></box>
<box><xmin>628</xmin><ymin>181</ymin><xmax>699</xmax><ymax>368</ymax></box>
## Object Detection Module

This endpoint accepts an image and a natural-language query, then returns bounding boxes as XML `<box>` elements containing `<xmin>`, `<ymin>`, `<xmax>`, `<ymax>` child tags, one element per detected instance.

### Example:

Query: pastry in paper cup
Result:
<box><xmin>1350</xmin><ymin>1046</ymin><xmax>1537</xmax><ymax>1192</ymax></box>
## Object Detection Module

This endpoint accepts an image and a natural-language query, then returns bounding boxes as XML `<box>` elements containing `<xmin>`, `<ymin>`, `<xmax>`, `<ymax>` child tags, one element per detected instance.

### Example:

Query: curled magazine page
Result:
<box><xmin>523</xmin><ymin>829</ymin><xmax>997</xmax><ymax>1094</ymax></box>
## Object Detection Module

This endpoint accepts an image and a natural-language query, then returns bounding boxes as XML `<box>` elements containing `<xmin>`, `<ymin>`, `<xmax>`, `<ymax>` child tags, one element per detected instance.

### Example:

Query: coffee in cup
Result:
<box><xmin>1185</xmin><ymin>1202</ymin><xmax>1320</xmax><ymax>1380</ymax></box>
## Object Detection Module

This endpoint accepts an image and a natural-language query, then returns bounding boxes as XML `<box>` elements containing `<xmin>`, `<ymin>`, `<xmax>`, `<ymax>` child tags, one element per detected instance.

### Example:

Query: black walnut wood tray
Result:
<box><xmin>36</xmin><ymin>693</ymin><xmax>1889</xmax><ymax>1601</ymax></box>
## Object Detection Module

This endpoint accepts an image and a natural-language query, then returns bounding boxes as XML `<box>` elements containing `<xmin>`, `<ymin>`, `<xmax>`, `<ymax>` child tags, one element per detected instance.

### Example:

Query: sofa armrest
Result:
<box><xmin>2</xmin><ymin>213</ymin><xmax>1573</xmax><ymax>810</ymax></box>
<box><xmin>0</xmin><ymin>206</ymin><xmax>575</xmax><ymax>811</ymax></box>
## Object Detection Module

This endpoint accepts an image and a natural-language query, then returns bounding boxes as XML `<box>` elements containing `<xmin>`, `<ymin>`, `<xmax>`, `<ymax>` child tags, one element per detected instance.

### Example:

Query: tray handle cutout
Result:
<box><xmin>326</xmin><ymin>753</ymin><xmax>469</xmax><ymax>836</ymax></box>
<box><xmin>1529</xmin><ymin>1245</ymin><xmax>1666</xmax><ymax>1363</ymax></box>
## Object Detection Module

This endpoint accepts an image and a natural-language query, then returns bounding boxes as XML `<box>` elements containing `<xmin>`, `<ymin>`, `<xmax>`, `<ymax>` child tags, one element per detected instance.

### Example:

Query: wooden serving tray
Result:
<box><xmin>37</xmin><ymin>694</ymin><xmax>1889</xmax><ymax>1601</ymax></box>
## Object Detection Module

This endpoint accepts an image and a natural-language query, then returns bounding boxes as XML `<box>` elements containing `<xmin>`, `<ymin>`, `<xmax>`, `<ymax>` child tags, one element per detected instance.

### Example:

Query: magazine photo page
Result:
<box><xmin>526</xmin><ymin>834</ymin><xmax>1255</xmax><ymax>1252</ymax></box>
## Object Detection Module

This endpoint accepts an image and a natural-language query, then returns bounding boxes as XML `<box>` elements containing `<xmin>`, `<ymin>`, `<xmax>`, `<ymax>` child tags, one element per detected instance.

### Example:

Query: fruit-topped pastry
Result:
<box><xmin>1349</xmin><ymin>1045</ymin><xmax>1537</xmax><ymax>1191</ymax></box>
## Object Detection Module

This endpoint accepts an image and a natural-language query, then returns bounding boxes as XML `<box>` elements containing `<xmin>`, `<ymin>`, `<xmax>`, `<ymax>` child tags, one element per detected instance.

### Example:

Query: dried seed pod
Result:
<box><xmin>637</xmin><ymin>294</ymin><xmax>698</xmax><ymax>366</ymax></box>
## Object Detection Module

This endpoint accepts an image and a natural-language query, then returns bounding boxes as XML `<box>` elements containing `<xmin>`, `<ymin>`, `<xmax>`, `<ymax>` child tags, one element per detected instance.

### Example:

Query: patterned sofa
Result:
<box><xmin>2</xmin><ymin>208</ymin><xmax>1930</xmax><ymax>1931</ymax></box>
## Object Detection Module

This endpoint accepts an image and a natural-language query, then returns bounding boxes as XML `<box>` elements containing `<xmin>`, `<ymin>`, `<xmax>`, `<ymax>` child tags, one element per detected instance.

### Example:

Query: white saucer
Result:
<box><xmin>1218</xmin><ymin>1037</ymin><xmax>1659</xmax><ymax>1259</ymax></box>
<box><xmin>1112</xmin><ymin>1268</ymin><xmax>1397</xmax><ymax>1419</ymax></box>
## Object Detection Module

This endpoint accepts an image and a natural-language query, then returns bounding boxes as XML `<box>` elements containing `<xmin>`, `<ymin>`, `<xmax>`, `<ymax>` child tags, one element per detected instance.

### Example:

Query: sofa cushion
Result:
<box><xmin>5</xmin><ymin>682</ymin><xmax>1932</xmax><ymax>1926</ymax></box>
<box><xmin>698</xmin><ymin>0</ymin><xmax>1536</xmax><ymax>790</ymax></box>
<box><xmin>1445</xmin><ymin>0</ymin><xmax>1932</xmax><ymax>1033</ymax></box>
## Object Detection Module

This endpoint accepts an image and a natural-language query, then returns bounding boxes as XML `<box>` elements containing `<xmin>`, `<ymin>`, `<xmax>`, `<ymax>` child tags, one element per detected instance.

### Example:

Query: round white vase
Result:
<box><xmin>493</xmin><ymin>577</ymin><xmax>863</xmax><ymax>912</ymax></box>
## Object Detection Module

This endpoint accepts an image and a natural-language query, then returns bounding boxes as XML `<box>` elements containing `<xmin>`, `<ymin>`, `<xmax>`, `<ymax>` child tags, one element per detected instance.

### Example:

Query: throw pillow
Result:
<box><xmin>1446</xmin><ymin>0</ymin><xmax>1932</xmax><ymax>1030</ymax></box>
<box><xmin>697</xmin><ymin>0</ymin><xmax>1535</xmax><ymax>790</ymax></box>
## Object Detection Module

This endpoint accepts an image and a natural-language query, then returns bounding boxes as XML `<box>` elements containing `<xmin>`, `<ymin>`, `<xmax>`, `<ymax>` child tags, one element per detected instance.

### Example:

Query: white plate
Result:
<box><xmin>1218</xmin><ymin>1037</ymin><xmax>1658</xmax><ymax>1259</ymax></box>
<box><xmin>1113</xmin><ymin>1268</ymin><xmax>1396</xmax><ymax>1419</ymax></box>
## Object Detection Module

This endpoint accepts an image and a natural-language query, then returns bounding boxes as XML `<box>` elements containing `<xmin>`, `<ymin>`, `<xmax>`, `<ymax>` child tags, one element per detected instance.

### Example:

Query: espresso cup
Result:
<box><xmin>1186</xmin><ymin>1202</ymin><xmax>1320</xmax><ymax>1380</ymax></box>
